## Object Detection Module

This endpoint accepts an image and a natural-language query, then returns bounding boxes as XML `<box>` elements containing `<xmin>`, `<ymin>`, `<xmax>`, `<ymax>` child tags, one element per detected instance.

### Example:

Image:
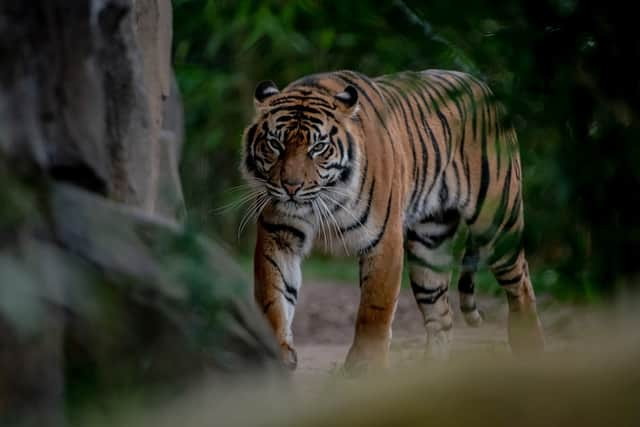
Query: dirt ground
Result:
<box><xmin>291</xmin><ymin>280</ymin><xmax>590</xmax><ymax>376</ymax></box>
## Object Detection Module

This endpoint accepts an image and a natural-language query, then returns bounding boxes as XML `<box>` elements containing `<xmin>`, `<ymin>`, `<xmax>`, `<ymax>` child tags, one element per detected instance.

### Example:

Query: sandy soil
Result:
<box><xmin>291</xmin><ymin>281</ymin><xmax>586</xmax><ymax>375</ymax></box>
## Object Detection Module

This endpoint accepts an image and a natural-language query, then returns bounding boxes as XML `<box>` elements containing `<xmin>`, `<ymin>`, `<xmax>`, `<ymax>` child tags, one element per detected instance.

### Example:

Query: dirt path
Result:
<box><xmin>292</xmin><ymin>281</ymin><xmax>585</xmax><ymax>376</ymax></box>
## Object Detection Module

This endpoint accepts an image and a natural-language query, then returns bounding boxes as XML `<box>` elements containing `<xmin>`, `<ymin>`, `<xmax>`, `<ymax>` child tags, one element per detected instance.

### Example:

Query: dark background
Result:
<box><xmin>172</xmin><ymin>0</ymin><xmax>640</xmax><ymax>299</ymax></box>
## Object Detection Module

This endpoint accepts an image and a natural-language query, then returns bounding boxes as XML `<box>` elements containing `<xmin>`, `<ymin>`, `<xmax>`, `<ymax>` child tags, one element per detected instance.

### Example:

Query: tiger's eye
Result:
<box><xmin>310</xmin><ymin>142</ymin><xmax>329</xmax><ymax>156</ymax></box>
<box><xmin>266</xmin><ymin>137</ymin><xmax>283</xmax><ymax>154</ymax></box>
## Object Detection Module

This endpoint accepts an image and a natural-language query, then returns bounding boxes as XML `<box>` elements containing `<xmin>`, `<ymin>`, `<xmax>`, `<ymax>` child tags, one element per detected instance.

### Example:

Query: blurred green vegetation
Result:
<box><xmin>173</xmin><ymin>0</ymin><xmax>640</xmax><ymax>300</ymax></box>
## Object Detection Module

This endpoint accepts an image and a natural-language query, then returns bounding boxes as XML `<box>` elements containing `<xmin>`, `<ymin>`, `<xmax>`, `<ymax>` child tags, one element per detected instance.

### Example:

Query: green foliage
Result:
<box><xmin>173</xmin><ymin>0</ymin><xmax>640</xmax><ymax>299</ymax></box>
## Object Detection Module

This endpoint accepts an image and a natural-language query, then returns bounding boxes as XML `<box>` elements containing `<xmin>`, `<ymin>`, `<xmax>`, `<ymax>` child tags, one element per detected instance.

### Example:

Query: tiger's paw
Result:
<box><xmin>280</xmin><ymin>342</ymin><xmax>298</xmax><ymax>370</ymax></box>
<box><xmin>424</xmin><ymin>330</ymin><xmax>452</xmax><ymax>360</ymax></box>
<box><xmin>508</xmin><ymin>311</ymin><xmax>545</xmax><ymax>355</ymax></box>
<box><xmin>343</xmin><ymin>341</ymin><xmax>390</xmax><ymax>376</ymax></box>
<box><xmin>462</xmin><ymin>308</ymin><xmax>484</xmax><ymax>327</ymax></box>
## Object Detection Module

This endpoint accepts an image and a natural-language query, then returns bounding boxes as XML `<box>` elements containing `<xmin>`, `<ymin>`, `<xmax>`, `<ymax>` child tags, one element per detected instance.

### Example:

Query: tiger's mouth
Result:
<box><xmin>276</xmin><ymin>198</ymin><xmax>313</xmax><ymax>209</ymax></box>
<box><xmin>265</xmin><ymin>189</ymin><xmax>323</xmax><ymax>216</ymax></box>
<box><xmin>266</xmin><ymin>187</ymin><xmax>318</xmax><ymax>205</ymax></box>
<box><xmin>282</xmin><ymin>200</ymin><xmax>306</xmax><ymax>208</ymax></box>
<box><xmin>268</xmin><ymin>199</ymin><xmax>315</xmax><ymax>218</ymax></box>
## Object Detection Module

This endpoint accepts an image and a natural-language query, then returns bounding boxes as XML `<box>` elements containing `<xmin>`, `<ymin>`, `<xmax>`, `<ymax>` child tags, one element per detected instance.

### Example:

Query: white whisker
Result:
<box><xmin>237</xmin><ymin>193</ymin><xmax>269</xmax><ymax>239</ymax></box>
<box><xmin>318</xmin><ymin>199</ymin><xmax>335</xmax><ymax>253</ymax></box>
<box><xmin>312</xmin><ymin>200</ymin><xmax>329</xmax><ymax>251</ymax></box>
<box><xmin>318</xmin><ymin>195</ymin><xmax>349</xmax><ymax>255</ymax></box>
<box><xmin>321</xmin><ymin>192</ymin><xmax>374</xmax><ymax>239</ymax></box>
<box><xmin>212</xmin><ymin>189</ymin><xmax>265</xmax><ymax>214</ymax></box>
<box><xmin>323</xmin><ymin>186</ymin><xmax>356</xmax><ymax>199</ymax></box>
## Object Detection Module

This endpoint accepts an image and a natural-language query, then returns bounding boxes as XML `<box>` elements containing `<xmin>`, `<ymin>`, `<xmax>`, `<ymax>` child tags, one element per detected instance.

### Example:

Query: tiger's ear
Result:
<box><xmin>334</xmin><ymin>85</ymin><xmax>359</xmax><ymax>115</ymax></box>
<box><xmin>254</xmin><ymin>80</ymin><xmax>279</xmax><ymax>108</ymax></box>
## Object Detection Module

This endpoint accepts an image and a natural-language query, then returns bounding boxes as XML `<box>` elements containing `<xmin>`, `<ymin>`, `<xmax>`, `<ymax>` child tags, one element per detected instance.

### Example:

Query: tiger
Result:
<box><xmin>240</xmin><ymin>69</ymin><xmax>545</xmax><ymax>371</ymax></box>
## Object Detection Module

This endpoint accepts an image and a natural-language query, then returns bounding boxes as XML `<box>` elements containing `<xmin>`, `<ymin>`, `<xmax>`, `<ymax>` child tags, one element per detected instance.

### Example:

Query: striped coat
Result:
<box><xmin>241</xmin><ymin>69</ymin><xmax>544</xmax><ymax>370</ymax></box>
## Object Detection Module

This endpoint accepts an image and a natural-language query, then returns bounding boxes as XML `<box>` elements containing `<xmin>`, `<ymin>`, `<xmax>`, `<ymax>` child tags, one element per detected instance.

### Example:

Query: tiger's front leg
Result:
<box><xmin>345</xmin><ymin>221</ymin><xmax>404</xmax><ymax>373</ymax></box>
<box><xmin>254</xmin><ymin>218</ymin><xmax>305</xmax><ymax>370</ymax></box>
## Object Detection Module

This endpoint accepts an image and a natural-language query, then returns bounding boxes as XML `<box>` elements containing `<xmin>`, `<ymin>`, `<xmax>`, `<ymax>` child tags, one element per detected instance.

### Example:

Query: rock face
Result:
<box><xmin>0</xmin><ymin>1</ymin><xmax>280</xmax><ymax>425</ymax></box>
<box><xmin>0</xmin><ymin>0</ymin><xmax>182</xmax><ymax>214</ymax></box>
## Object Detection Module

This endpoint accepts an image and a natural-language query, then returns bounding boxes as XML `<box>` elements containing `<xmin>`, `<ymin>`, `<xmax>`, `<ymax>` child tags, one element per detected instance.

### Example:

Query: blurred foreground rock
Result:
<box><xmin>0</xmin><ymin>1</ymin><xmax>280</xmax><ymax>426</ymax></box>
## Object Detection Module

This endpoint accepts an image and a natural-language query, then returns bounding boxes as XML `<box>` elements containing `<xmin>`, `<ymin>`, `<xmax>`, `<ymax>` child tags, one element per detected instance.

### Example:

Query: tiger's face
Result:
<box><xmin>242</xmin><ymin>80</ymin><xmax>361</xmax><ymax>215</ymax></box>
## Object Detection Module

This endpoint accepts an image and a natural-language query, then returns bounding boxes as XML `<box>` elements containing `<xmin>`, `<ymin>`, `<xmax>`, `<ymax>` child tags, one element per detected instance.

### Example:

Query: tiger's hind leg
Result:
<box><xmin>457</xmin><ymin>246</ymin><xmax>483</xmax><ymax>327</ymax></box>
<box><xmin>406</xmin><ymin>210</ymin><xmax>460</xmax><ymax>360</ymax></box>
<box><xmin>491</xmin><ymin>249</ymin><xmax>544</xmax><ymax>354</ymax></box>
<box><xmin>466</xmin><ymin>220</ymin><xmax>545</xmax><ymax>353</ymax></box>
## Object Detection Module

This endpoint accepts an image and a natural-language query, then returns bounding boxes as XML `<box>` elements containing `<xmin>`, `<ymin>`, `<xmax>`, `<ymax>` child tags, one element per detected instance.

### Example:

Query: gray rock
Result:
<box><xmin>0</xmin><ymin>1</ymin><xmax>279</xmax><ymax>425</ymax></box>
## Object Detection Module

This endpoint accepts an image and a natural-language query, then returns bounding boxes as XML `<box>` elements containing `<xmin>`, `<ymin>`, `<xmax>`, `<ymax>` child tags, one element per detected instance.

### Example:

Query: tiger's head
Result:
<box><xmin>241</xmin><ymin>78</ymin><xmax>362</xmax><ymax>216</ymax></box>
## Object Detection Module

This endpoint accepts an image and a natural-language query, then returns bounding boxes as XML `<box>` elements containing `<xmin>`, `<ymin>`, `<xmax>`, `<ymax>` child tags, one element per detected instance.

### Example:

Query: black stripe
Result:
<box><xmin>304</xmin><ymin>122</ymin><xmax>322</xmax><ymax>134</ymax></box>
<box><xmin>429</xmin><ymin>73</ymin><xmax>466</xmax><ymax>122</ymax></box>
<box><xmin>325</xmin><ymin>163</ymin><xmax>348</xmax><ymax>171</ymax></box>
<box><xmin>263</xmin><ymin>300</ymin><xmax>275</xmax><ymax>313</ymax></box>
<box><xmin>268</xmin><ymin>104</ymin><xmax>325</xmax><ymax>116</ymax></box>
<box><xmin>458</xmin><ymin>272</ymin><xmax>475</xmax><ymax>294</ymax></box>
<box><xmin>461</xmin><ymin>154</ymin><xmax>472</xmax><ymax>209</ymax></box>
<box><xmin>439</xmin><ymin>176</ymin><xmax>449</xmax><ymax>205</ymax></box>
<box><xmin>491</xmin><ymin>247</ymin><xmax>522</xmax><ymax>274</ymax></box>
<box><xmin>451</xmin><ymin>160</ymin><xmax>461</xmax><ymax>206</ymax></box>
<box><xmin>407</xmin><ymin>223</ymin><xmax>457</xmax><ymax>250</ymax></box>
<box><xmin>275</xmin><ymin>115</ymin><xmax>296</xmax><ymax>122</ymax></box>
<box><xmin>407</xmin><ymin>229</ymin><xmax>435</xmax><ymax>249</ymax></box>
<box><xmin>423</xmin><ymin>79</ymin><xmax>454</xmax><ymax>162</ymax></box>
<box><xmin>303</xmin><ymin>115</ymin><xmax>324</xmax><ymax>125</ymax></box>
<box><xmin>467</xmin><ymin>97</ymin><xmax>491</xmax><ymax>225</ymax></box>
<box><xmin>290</xmin><ymin>77</ymin><xmax>332</xmax><ymax>94</ymax></box>
<box><xmin>264</xmin><ymin>255</ymin><xmax>298</xmax><ymax>303</ymax></box>
<box><xmin>269</xmin><ymin>95</ymin><xmax>332</xmax><ymax>107</ymax></box>
<box><xmin>338</xmin><ymin>132</ymin><xmax>356</xmax><ymax>183</ymax></box>
<box><xmin>409</xmin><ymin>89</ymin><xmax>432</xmax><ymax>208</ymax></box>
<box><xmin>259</xmin><ymin>218</ymin><xmax>306</xmax><ymax>243</ymax></box>
<box><xmin>345</xmin><ymin>131</ymin><xmax>355</xmax><ymax>162</ymax></box>
<box><xmin>422</xmin><ymin>77</ymin><xmax>454</xmax><ymax>163</ymax></box>
<box><xmin>413</xmin><ymin>81</ymin><xmax>443</xmax><ymax>201</ymax></box>
<box><xmin>334</xmin><ymin>136</ymin><xmax>345</xmax><ymax>158</ymax></box>
<box><xmin>340</xmin><ymin>178</ymin><xmax>375</xmax><ymax>233</ymax></box>
<box><xmin>425</xmin><ymin>115</ymin><xmax>442</xmax><ymax>198</ymax></box>
<box><xmin>334</xmin><ymin>151</ymin><xmax>368</xmax><ymax>214</ymax></box>
<box><xmin>497</xmin><ymin>274</ymin><xmax>523</xmax><ymax>286</ymax></box>
<box><xmin>420</xmin><ymin>208</ymin><xmax>459</xmax><ymax>225</ymax></box>
<box><xmin>358</xmin><ymin>189</ymin><xmax>393</xmax><ymax>255</ymax></box>
<box><xmin>447</xmin><ymin>80</ymin><xmax>471</xmax><ymax>210</ymax></box>
<box><xmin>356</xmin><ymin>154</ymin><xmax>369</xmax><ymax>199</ymax></box>
<box><xmin>501</xmin><ymin>191</ymin><xmax>521</xmax><ymax>234</ymax></box>
<box><xmin>379</xmin><ymin>81</ymin><xmax>420</xmax><ymax>208</ymax></box>
<box><xmin>317</xmin><ymin>107</ymin><xmax>337</xmax><ymax>119</ymax></box>
<box><xmin>475</xmin><ymin>160</ymin><xmax>513</xmax><ymax>246</ymax></box>
<box><xmin>438</xmin><ymin>110</ymin><xmax>453</xmax><ymax>162</ymax></box>
<box><xmin>411</xmin><ymin>282</ymin><xmax>448</xmax><ymax>305</ymax></box>
<box><xmin>339</xmin><ymin>166</ymin><xmax>353</xmax><ymax>183</ymax></box>
<box><xmin>447</xmin><ymin>72</ymin><xmax>478</xmax><ymax>143</ymax></box>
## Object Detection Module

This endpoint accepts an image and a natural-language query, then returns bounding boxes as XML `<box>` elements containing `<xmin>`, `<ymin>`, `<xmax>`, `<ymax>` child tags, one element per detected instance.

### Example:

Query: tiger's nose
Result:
<box><xmin>282</xmin><ymin>180</ymin><xmax>303</xmax><ymax>196</ymax></box>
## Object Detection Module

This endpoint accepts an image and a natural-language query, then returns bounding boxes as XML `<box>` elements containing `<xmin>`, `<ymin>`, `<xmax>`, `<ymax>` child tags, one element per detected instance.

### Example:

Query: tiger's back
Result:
<box><xmin>241</xmin><ymin>69</ymin><xmax>543</xmax><ymax>370</ymax></box>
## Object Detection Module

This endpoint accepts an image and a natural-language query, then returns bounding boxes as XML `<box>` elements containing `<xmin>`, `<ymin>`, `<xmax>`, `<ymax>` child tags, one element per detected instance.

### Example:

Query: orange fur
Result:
<box><xmin>242</xmin><ymin>70</ymin><xmax>543</xmax><ymax>370</ymax></box>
